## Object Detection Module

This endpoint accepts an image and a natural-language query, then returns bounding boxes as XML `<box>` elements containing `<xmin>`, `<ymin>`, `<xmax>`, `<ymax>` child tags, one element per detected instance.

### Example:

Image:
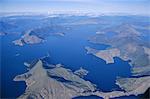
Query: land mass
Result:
<box><xmin>85</xmin><ymin>47</ymin><xmax>120</xmax><ymax>64</ymax></box>
<box><xmin>14</xmin><ymin>60</ymin><xmax>96</xmax><ymax>99</ymax></box>
<box><xmin>12</xmin><ymin>30</ymin><xmax>44</xmax><ymax>46</ymax></box>
<box><xmin>85</xmin><ymin>23</ymin><xmax>150</xmax><ymax>99</ymax></box>
<box><xmin>14</xmin><ymin>59</ymin><xmax>150</xmax><ymax>99</ymax></box>
<box><xmin>87</xmin><ymin>23</ymin><xmax>150</xmax><ymax>76</ymax></box>
<box><xmin>12</xmin><ymin>27</ymin><xmax>65</xmax><ymax>46</ymax></box>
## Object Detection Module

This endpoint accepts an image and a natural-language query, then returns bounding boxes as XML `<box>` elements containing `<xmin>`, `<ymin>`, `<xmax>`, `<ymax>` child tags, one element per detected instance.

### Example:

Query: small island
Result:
<box><xmin>74</xmin><ymin>67</ymin><xmax>89</xmax><ymax>78</ymax></box>
<box><xmin>12</xmin><ymin>31</ymin><xmax>44</xmax><ymax>46</ymax></box>
<box><xmin>12</xmin><ymin>27</ymin><xmax>66</xmax><ymax>46</ymax></box>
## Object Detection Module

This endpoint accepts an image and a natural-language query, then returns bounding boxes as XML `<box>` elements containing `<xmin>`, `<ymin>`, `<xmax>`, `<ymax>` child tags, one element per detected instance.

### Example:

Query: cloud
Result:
<box><xmin>0</xmin><ymin>0</ymin><xmax>149</xmax><ymax>15</ymax></box>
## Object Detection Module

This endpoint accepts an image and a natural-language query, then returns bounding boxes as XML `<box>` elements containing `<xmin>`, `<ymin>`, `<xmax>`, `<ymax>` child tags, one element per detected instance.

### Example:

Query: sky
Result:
<box><xmin>0</xmin><ymin>0</ymin><xmax>150</xmax><ymax>15</ymax></box>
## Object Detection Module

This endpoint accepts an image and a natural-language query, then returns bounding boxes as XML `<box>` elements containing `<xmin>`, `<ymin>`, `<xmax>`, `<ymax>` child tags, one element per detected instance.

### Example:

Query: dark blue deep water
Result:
<box><xmin>1</xmin><ymin>24</ymin><xmax>133</xmax><ymax>98</ymax></box>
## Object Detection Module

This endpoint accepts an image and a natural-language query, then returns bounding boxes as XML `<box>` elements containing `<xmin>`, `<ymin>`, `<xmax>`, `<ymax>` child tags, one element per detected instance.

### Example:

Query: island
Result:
<box><xmin>13</xmin><ymin>30</ymin><xmax>44</xmax><ymax>46</ymax></box>
<box><xmin>14</xmin><ymin>59</ymin><xmax>150</xmax><ymax>99</ymax></box>
<box><xmin>74</xmin><ymin>67</ymin><xmax>89</xmax><ymax>78</ymax></box>
<box><xmin>12</xmin><ymin>26</ymin><xmax>66</xmax><ymax>46</ymax></box>
<box><xmin>14</xmin><ymin>59</ymin><xmax>96</xmax><ymax>99</ymax></box>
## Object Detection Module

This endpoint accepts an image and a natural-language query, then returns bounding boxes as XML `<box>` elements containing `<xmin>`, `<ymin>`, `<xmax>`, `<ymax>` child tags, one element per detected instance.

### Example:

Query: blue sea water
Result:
<box><xmin>1</xmin><ymin>24</ymin><xmax>133</xmax><ymax>98</ymax></box>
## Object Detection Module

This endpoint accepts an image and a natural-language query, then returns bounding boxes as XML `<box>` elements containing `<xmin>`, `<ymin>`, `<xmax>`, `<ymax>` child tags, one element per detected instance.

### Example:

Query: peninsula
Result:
<box><xmin>85</xmin><ymin>47</ymin><xmax>120</xmax><ymax>64</ymax></box>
